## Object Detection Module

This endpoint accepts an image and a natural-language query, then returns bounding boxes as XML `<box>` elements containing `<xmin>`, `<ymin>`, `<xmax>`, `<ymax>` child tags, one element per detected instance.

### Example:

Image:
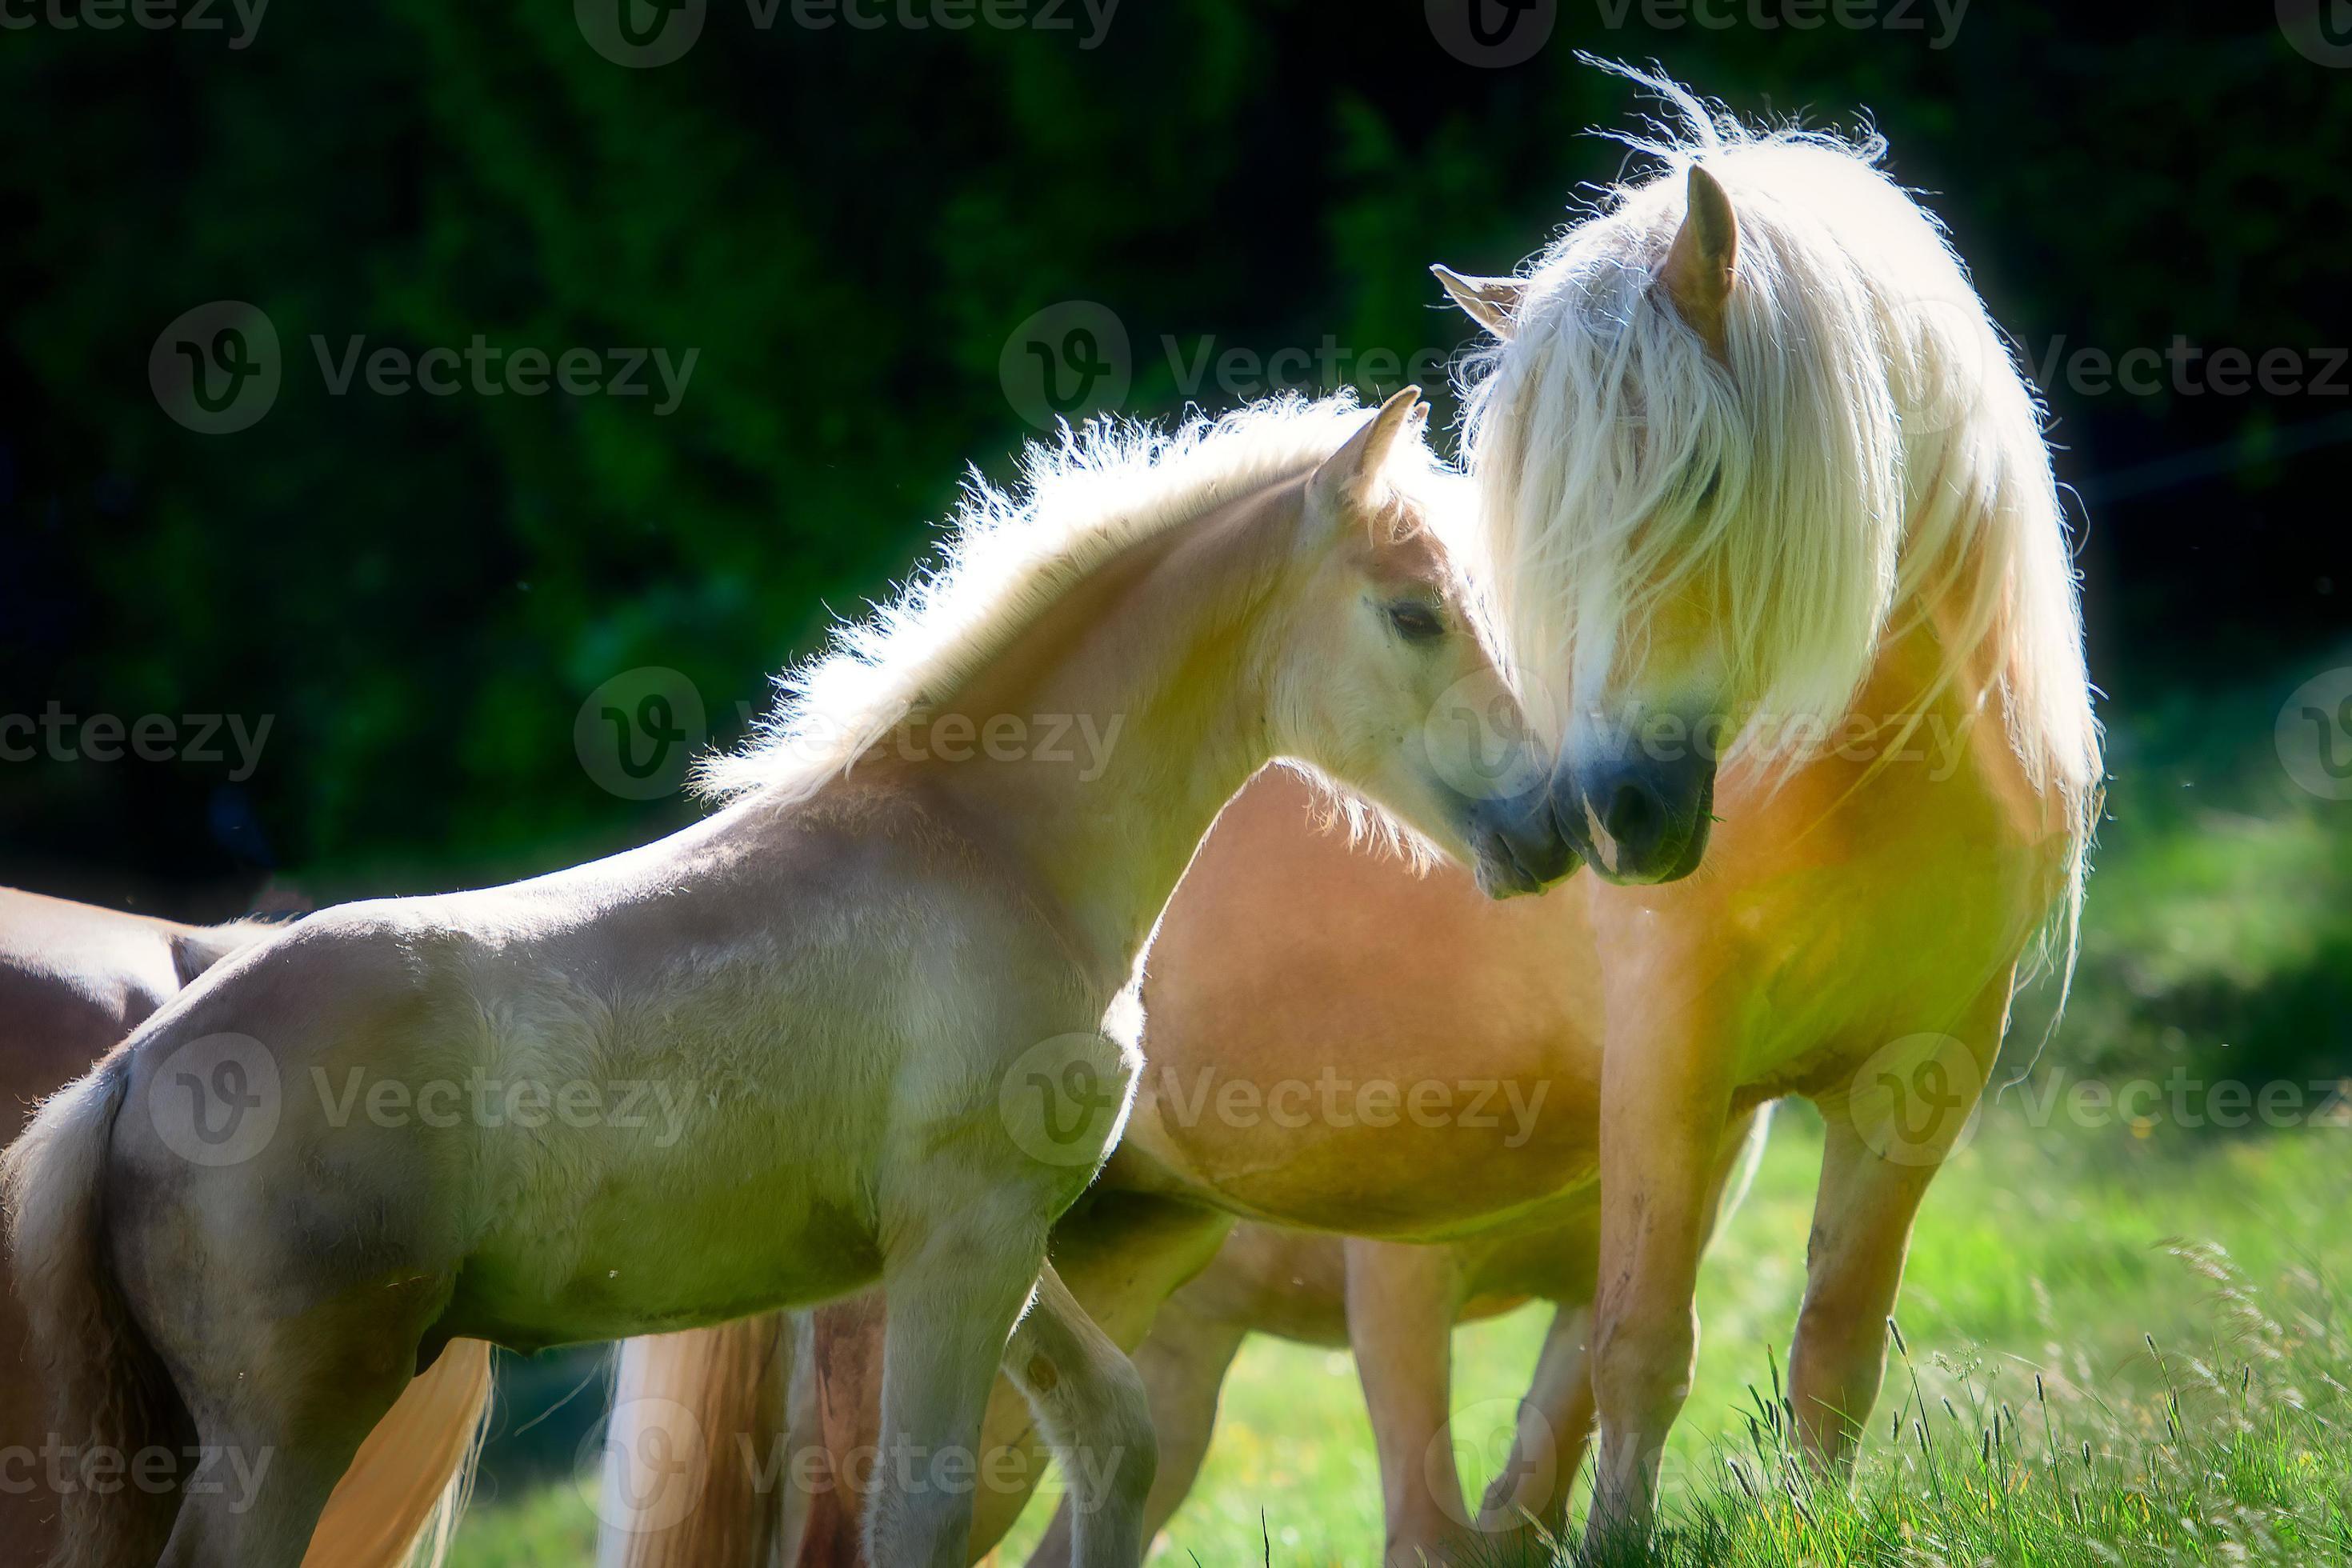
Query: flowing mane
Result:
<box><xmin>1461</xmin><ymin>70</ymin><xmax>2100</xmax><ymax>814</ymax></box>
<box><xmin>697</xmin><ymin>394</ymin><xmax>1454</xmax><ymax>804</ymax></box>
<box><xmin>1458</xmin><ymin>68</ymin><xmax>2101</xmax><ymax>982</ymax></box>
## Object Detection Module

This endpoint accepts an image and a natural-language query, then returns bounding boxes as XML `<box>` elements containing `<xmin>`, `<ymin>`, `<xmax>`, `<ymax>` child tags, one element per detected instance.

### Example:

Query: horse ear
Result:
<box><xmin>1309</xmin><ymin>386</ymin><xmax>1427</xmax><ymax>522</ymax></box>
<box><xmin>1432</xmin><ymin>265</ymin><xmax>1523</xmax><ymax>341</ymax></box>
<box><xmin>1655</xmin><ymin>164</ymin><xmax>1739</xmax><ymax>362</ymax></box>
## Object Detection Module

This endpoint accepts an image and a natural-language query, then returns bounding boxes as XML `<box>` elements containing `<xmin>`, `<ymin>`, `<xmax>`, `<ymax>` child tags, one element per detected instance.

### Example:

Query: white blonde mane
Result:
<box><xmin>697</xmin><ymin>394</ymin><xmax>1451</xmax><ymax>803</ymax></box>
<box><xmin>1461</xmin><ymin>68</ymin><xmax>2100</xmax><ymax>821</ymax></box>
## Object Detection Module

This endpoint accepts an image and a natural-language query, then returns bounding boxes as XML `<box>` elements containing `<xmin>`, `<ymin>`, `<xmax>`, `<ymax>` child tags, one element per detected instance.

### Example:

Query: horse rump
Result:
<box><xmin>0</xmin><ymin>1060</ymin><xmax>190</xmax><ymax>1568</ymax></box>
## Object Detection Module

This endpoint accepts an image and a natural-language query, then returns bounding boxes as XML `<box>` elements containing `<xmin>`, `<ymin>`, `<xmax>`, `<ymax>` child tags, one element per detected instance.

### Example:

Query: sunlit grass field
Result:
<box><xmin>448</xmin><ymin>1109</ymin><xmax>2352</xmax><ymax>1566</ymax></box>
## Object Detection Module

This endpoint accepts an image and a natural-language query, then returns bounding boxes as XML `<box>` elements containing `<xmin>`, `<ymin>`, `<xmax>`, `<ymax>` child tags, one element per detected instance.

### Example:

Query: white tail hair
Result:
<box><xmin>0</xmin><ymin>1063</ymin><xmax>183</xmax><ymax>1568</ymax></box>
<box><xmin>309</xmin><ymin>1341</ymin><xmax>494</xmax><ymax>1568</ymax></box>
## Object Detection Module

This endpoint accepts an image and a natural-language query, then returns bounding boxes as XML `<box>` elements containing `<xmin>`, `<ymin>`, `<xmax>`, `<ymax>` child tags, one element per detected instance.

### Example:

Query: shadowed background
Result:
<box><xmin>3</xmin><ymin>1</ymin><xmax>2350</xmax><ymax>1550</ymax></box>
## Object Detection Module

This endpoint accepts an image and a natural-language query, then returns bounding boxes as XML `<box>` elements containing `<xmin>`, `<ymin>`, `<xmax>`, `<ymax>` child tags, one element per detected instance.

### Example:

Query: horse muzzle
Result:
<box><xmin>1465</xmin><ymin>782</ymin><xmax>1583</xmax><ymax>898</ymax></box>
<box><xmin>1559</xmin><ymin>750</ymin><xmax>1717</xmax><ymax>886</ymax></box>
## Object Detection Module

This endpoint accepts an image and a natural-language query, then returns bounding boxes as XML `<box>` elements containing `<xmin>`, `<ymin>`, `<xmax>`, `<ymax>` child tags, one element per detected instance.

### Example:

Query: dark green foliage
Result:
<box><xmin>1</xmin><ymin>4</ymin><xmax>2344</xmax><ymax>923</ymax></box>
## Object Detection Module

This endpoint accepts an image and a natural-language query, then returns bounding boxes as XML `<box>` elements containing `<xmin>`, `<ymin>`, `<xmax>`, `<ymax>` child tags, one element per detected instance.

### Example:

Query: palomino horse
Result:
<box><xmin>2</xmin><ymin>390</ymin><xmax>1578</xmax><ymax>1568</ymax></box>
<box><xmin>598</xmin><ymin>78</ymin><xmax>2098</xmax><ymax>1565</ymax></box>
<box><xmin>601</xmin><ymin>769</ymin><xmax>1768</xmax><ymax>1567</ymax></box>
<box><xmin>0</xmin><ymin>887</ymin><xmax>490</xmax><ymax>1568</ymax></box>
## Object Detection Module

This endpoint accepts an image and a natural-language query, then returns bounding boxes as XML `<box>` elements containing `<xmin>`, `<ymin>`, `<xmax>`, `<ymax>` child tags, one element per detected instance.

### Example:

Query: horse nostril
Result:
<box><xmin>1602</xmin><ymin>781</ymin><xmax>1658</xmax><ymax>848</ymax></box>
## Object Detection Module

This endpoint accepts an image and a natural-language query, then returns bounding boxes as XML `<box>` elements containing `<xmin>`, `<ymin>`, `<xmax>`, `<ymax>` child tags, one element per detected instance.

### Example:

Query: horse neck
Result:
<box><xmin>909</xmin><ymin>476</ymin><xmax>1303</xmax><ymax>977</ymax></box>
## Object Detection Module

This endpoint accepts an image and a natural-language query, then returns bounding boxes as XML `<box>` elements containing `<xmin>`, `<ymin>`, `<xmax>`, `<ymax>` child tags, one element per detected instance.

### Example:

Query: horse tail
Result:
<box><xmin>1712</xmin><ymin>1101</ymin><xmax>1774</xmax><ymax>1237</ymax></box>
<box><xmin>303</xmin><ymin>1340</ymin><xmax>494</xmax><ymax>1568</ymax></box>
<box><xmin>598</xmin><ymin>1318</ymin><xmax>792</xmax><ymax>1568</ymax></box>
<box><xmin>0</xmin><ymin>1060</ymin><xmax>185</xmax><ymax>1568</ymax></box>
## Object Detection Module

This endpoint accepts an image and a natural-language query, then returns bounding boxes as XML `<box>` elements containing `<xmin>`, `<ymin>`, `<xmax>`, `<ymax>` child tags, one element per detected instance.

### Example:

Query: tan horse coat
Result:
<box><xmin>0</xmin><ymin>887</ymin><xmax>489</xmax><ymax>1568</ymax></box>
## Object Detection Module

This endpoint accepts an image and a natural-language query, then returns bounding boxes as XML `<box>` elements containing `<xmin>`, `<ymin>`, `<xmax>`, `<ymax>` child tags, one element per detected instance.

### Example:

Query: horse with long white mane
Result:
<box><xmin>0</xmin><ymin>888</ymin><xmax>489</xmax><ymax>1568</ymax></box>
<box><xmin>1448</xmin><ymin>70</ymin><xmax>2098</xmax><ymax>1544</ymax></box>
<box><xmin>0</xmin><ymin>388</ymin><xmax>1578</xmax><ymax>1568</ymax></box>
<box><xmin>587</xmin><ymin>71</ymin><xmax>2099</xmax><ymax>1566</ymax></box>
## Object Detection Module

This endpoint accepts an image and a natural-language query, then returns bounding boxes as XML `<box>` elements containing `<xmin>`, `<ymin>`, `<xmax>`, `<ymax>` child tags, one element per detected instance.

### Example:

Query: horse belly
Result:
<box><xmin>449</xmin><ymin>1158</ymin><xmax>882</xmax><ymax>1347</ymax></box>
<box><xmin>1122</xmin><ymin>1067</ymin><xmax>1602</xmax><ymax>1241</ymax></box>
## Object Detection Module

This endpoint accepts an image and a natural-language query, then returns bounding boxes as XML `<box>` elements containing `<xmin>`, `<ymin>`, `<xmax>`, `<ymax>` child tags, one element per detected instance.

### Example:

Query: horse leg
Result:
<box><xmin>1001</xmin><ymin>1264</ymin><xmax>1155</xmax><ymax>1568</ymax></box>
<box><xmin>862</xmin><ymin>1218</ymin><xmax>1052</xmax><ymax>1568</ymax></box>
<box><xmin>1789</xmin><ymin>979</ymin><xmax>2006</xmax><ymax>1472</ymax></box>
<box><xmin>1476</xmin><ymin>1110</ymin><xmax>1758</xmax><ymax>1545</ymax></box>
<box><xmin>938</xmin><ymin>1190</ymin><xmax>1244</xmax><ymax>1562</ymax></box>
<box><xmin>1582</xmin><ymin>979</ymin><xmax>1734</xmax><ymax>1552</ymax></box>
<box><xmin>792</xmin><ymin>1293</ymin><xmax>887</xmax><ymax>1566</ymax></box>
<box><xmin>1475</xmin><ymin>1302</ymin><xmax>1594</xmax><ymax>1542</ymax></box>
<box><xmin>796</xmin><ymin>1190</ymin><xmax>1228</xmax><ymax>1566</ymax></box>
<box><xmin>1343</xmin><ymin>1238</ymin><xmax>1470</xmax><ymax>1566</ymax></box>
<box><xmin>1026</xmin><ymin>1289</ymin><xmax>1246</xmax><ymax>1566</ymax></box>
<box><xmin>158</xmin><ymin>1311</ymin><xmax>421</xmax><ymax>1568</ymax></box>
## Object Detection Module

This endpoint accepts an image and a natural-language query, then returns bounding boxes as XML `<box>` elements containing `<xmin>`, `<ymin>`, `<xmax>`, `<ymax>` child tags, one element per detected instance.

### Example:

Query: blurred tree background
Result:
<box><xmin>2</xmin><ymin>1</ymin><xmax>2347</xmax><ymax>1062</ymax></box>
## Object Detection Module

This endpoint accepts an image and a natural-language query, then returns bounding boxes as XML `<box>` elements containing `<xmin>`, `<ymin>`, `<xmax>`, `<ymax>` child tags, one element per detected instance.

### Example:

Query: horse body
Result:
<box><xmin>0</xmin><ymin>890</ymin><xmax>263</xmax><ymax>1117</ymax></box>
<box><xmin>6</xmin><ymin>390</ymin><xmax>1574</xmax><ymax>1568</ymax></box>
<box><xmin>1112</xmin><ymin>770</ymin><xmax>1604</xmax><ymax>1240</ymax></box>
<box><xmin>0</xmin><ymin>887</ymin><xmax>490</xmax><ymax>1568</ymax></box>
<box><xmin>0</xmin><ymin>891</ymin><xmax>268</xmax><ymax>1565</ymax></box>
<box><xmin>110</xmin><ymin>798</ymin><xmax>1024</xmax><ymax>1356</ymax></box>
<box><xmin>1446</xmin><ymin>77</ymin><xmax>2098</xmax><ymax>1550</ymax></box>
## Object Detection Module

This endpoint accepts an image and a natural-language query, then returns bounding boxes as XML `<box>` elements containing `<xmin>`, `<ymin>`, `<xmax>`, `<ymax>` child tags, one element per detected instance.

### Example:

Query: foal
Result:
<box><xmin>3</xmin><ymin>390</ymin><xmax>1574</xmax><ymax>1568</ymax></box>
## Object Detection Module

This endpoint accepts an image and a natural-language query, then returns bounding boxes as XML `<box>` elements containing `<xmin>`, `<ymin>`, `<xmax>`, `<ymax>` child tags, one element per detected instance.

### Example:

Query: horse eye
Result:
<box><xmin>1385</xmin><ymin>600</ymin><xmax>1446</xmax><ymax>642</ymax></box>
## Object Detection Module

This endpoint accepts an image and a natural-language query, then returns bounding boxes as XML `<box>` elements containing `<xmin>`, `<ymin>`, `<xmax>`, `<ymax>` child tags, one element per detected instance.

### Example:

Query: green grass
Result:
<box><xmin>449</xmin><ymin>1111</ymin><xmax>2352</xmax><ymax>1566</ymax></box>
